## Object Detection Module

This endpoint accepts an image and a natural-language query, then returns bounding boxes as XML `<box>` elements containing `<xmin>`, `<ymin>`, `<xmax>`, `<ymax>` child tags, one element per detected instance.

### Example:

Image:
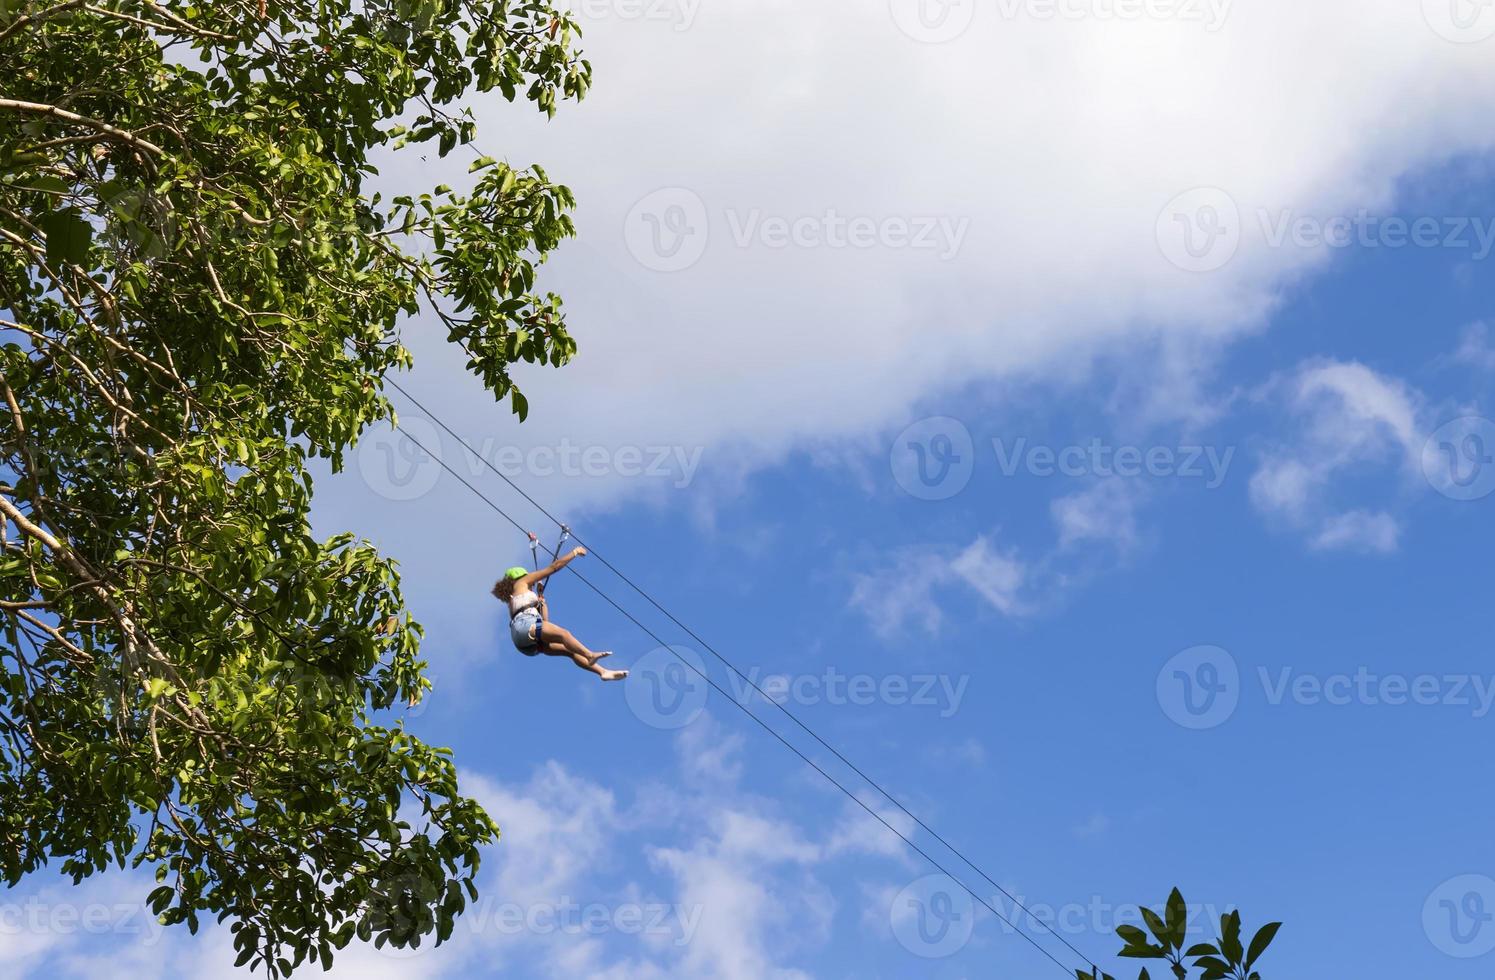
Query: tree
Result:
<box><xmin>1079</xmin><ymin>888</ymin><xmax>1281</xmax><ymax>980</ymax></box>
<box><xmin>0</xmin><ymin>0</ymin><xmax>589</xmax><ymax>973</ymax></box>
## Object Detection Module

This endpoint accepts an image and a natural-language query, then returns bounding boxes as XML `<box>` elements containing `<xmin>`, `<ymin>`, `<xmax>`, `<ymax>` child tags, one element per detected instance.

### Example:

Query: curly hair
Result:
<box><xmin>492</xmin><ymin>576</ymin><xmax>518</xmax><ymax>603</ymax></box>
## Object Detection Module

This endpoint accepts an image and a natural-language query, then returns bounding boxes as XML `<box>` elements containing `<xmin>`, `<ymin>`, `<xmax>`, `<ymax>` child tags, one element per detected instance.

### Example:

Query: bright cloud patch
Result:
<box><xmin>1249</xmin><ymin>359</ymin><xmax>1428</xmax><ymax>552</ymax></box>
<box><xmin>356</xmin><ymin>0</ymin><xmax>1495</xmax><ymax>520</ymax></box>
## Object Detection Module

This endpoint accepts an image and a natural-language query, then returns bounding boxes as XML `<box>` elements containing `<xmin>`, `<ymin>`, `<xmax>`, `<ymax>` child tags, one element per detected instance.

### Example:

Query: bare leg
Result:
<box><xmin>539</xmin><ymin>623</ymin><xmax>604</xmax><ymax>662</ymax></box>
<box><xmin>540</xmin><ymin>646</ymin><xmax>610</xmax><ymax>676</ymax></box>
<box><xmin>536</xmin><ymin>624</ymin><xmax>626</xmax><ymax>680</ymax></box>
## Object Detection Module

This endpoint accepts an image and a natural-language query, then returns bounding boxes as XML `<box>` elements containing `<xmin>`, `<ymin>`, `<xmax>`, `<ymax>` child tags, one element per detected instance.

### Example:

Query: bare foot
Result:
<box><xmin>600</xmin><ymin>669</ymin><xmax>628</xmax><ymax>682</ymax></box>
<box><xmin>588</xmin><ymin>650</ymin><xmax>613</xmax><ymax>662</ymax></box>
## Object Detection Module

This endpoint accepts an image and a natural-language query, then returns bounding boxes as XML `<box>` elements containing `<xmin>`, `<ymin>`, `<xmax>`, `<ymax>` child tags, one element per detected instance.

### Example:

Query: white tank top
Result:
<box><xmin>508</xmin><ymin>590</ymin><xmax>541</xmax><ymax>617</ymax></box>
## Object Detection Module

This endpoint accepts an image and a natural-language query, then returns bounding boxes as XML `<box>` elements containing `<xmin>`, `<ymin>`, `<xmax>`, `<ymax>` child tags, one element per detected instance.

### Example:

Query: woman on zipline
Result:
<box><xmin>493</xmin><ymin>547</ymin><xmax>628</xmax><ymax>681</ymax></box>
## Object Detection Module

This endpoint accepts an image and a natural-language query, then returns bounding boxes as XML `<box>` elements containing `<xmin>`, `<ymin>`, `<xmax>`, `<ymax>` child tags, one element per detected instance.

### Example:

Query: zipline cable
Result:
<box><xmin>393</xmin><ymin>425</ymin><xmax>1085</xmax><ymax>978</ymax></box>
<box><xmin>384</xmin><ymin>377</ymin><xmax>1101</xmax><ymax>972</ymax></box>
<box><xmin>392</xmin><ymin>414</ymin><xmax>1096</xmax><ymax>979</ymax></box>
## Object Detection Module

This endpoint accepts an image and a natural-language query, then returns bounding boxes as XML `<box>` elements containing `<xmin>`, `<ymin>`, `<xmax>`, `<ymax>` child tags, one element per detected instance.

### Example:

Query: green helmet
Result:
<box><xmin>503</xmin><ymin>566</ymin><xmax>528</xmax><ymax>581</ymax></box>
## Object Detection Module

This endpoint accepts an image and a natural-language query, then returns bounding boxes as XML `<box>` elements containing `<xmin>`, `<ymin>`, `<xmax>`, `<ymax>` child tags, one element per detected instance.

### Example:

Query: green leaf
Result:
<box><xmin>1140</xmin><ymin>906</ymin><xmax>1170</xmax><ymax>948</ymax></box>
<box><xmin>1164</xmin><ymin>888</ymin><xmax>1187</xmax><ymax>949</ymax></box>
<box><xmin>40</xmin><ymin>209</ymin><xmax>93</xmax><ymax>267</ymax></box>
<box><xmin>1220</xmin><ymin>910</ymin><xmax>1243</xmax><ymax>963</ymax></box>
<box><xmin>1245</xmin><ymin>922</ymin><xmax>1280</xmax><ymax>968</ymax></box>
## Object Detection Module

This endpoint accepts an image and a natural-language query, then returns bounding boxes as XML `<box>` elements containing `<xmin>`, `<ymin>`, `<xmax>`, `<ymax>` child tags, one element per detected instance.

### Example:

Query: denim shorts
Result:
<box><xmin>510</xmin><ymin>610</ymin><xmax>543</xmax><ymax>655</ymax></box>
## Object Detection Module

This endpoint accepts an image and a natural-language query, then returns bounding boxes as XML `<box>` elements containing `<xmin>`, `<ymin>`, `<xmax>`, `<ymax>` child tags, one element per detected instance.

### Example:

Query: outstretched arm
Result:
<box><xmin>521</xmin><ymin>547</ymin><xmax>586</xmax><ymax>589</ymax></box>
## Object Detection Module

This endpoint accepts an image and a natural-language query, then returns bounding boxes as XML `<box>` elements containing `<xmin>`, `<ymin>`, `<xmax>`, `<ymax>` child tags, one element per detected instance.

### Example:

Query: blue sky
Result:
<box><xmin>8</xmin><ymin>3</ymin><xmax>1495</xmax><ymax>978</ymax></box>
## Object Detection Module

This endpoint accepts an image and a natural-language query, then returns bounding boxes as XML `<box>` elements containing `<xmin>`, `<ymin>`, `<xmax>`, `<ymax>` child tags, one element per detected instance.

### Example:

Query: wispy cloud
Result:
<box><xmin>1310</xmin><ymin>509</ymin><xmax>1401</xmax><ymax>554</ymax></box>
<box><xmin>1249</xmin><ymin>359</ymin><xmax>1425</xmax><ymax>553</ymax></box>
<box><xmin>1452</xmin><ymin>322</ymin><xmax>1495</xmax><ymax>372</ymax></box>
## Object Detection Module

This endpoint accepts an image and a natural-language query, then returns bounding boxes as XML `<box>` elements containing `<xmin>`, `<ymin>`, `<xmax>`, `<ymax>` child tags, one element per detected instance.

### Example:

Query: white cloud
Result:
<box><xmin>823</xmin><ymin>794</ymin><xmax>920</xmax><ymax>864</ymax></box>
<box><xmin>1051</xmin><ymin>480</ymin><xmax>1145</xmax><ymax>552</ymax></box>
<box><xmin>1452</xmin><ymin>322</ymin><xmax>1495</xmax><ymax>371</ymax></box>
<box><xmin>1249</xmin><ymin>359</ymin><xmax>1427</xmax><ymax>552</ymax></box>
<box><xmin>1310</xmin><ymin>509</ymin><xmax>1401</xmax><ymax>554</ymax></box>
<box><xmin>850</xmin><ymin>481</ymin><xmax>1152</xmax><ymax>634</ymax></box>
<box><xmin>675</xmin><ymin>713</ymin><xmax>746</xmax><ymax>784</ymax></box>
<box><xmin>1071</xmin><ymin>813</ymin><xmax>1111</xmax><ymax>840</ymax></box>
<box><xmin>948</xmin><ymin>535</ymin><xmax>1032</xmax><ymax>616</ymax></box>
<box><xmin>464</xmin><ymin>762</ymin><xmax>623</xmax><ymax>906</ymax></box>
<box><xmin>5</xmin><ymin>730</ymin><xmax>928</xmax><ymax>980</ymax></box>
<box><xmin>848</xmin><ymin>546</ymin><xmax>953</xmax><ymax>639</ymax></box>
<box><xmin>848</xmin><ymin>534</ymin><xmax>1035</xmax><ymax>637</ymax></box>
<box><xmin>352</xmin><ymin>0</ymin><xmax>1495</xmax><ymax>520</ymax></box>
